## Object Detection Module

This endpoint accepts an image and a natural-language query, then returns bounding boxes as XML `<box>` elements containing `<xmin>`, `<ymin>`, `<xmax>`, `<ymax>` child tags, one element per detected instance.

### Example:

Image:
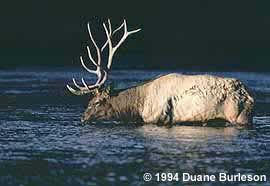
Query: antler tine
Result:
<box><xmin>81</xmin><ymin>78</ymin><xmax>90</xmax><ymax>89</ymax></box>
<box><xmin>66</xmin><ymin>85</ymin><xmax>81</xmax><ymax>96</ymax></box>
<box><xmin>87</xmin><ymin>70</ymin><xmax>108</xmax><ymax>90</ymax></box>
<box><xmin>79</xmin><ymin>69</ymin><xmax>105</xmax><ymax>90</ymax></box>
<box><xmin>101</xmin><ymin>19</ymin><xmax>112</xmax><ymax>52</ymax></box>
<box><xmin>103</xmin><ymin>19</ymin><xmax>141</xmax><ymax>69</ymax></box>
<box><xmin>113</xmin><ymin>21</ymin><xmax>125</xmax><ymax>35</ymax></box>
<box><xmin>99</xmin><ymin>70</ymin><xmax>108</xmax><ymax>85</ymax></box>
<box><xmin>67</xmin><ymin>19</ymin><xmax>140</xmax><ymax>96</ymax></box>
<box><xmin>84</xmin><ymin>70</ymin><xmax>107</xmax><ymax>90</ymax></box>
<box><xmin>128</xmin><ymin>28</ymin><xmax>142</xmax><ymax>35</ymax></box>
<box><xmin>113</xmin><ymin>20</ymin><xmax>141</xmax><ymax>53</ymax></box>
<box><xmin>87</xmin><ymin>23</ymin><xmax>101</xmax><ymax>66</ymax></box>
<box><xmin>72</xmin><ymin>78</ymin><xmax>88</xmax><ymax>90</ymax></box>
<box><xmin>108</xmin><ymin>19</ymin><xmax>112</xmax><ymax>36</ymax></box>
<box><xmin>86</xmin><ymin>46</ymin><xmax>98</xmax><ymax>66</ymax></box>
<box><xmin>67</xmin><ymin>23</ymin><xmax>105</xmax><ymax>96</ymax></box>
<box><xmin>101</xmin><ymin>19</ymin><xmax>127</xmax><ymax>52</ymax></box>
<box><xmin>103</xmin><ymin>23</ymin><xmax>113</xmax><ymax>69</ymax></box>
<box><xmin>66</xmin><ymin>84</ymin><xmax>92</xmax><ymax>96</ymax></box>
<box><xmin>66</xmin><ymin>77</ymin><xmax>90</xmax><ymax>96</ymax></box>
<box><xmin>80</xmin><ymin>56</ymin><xmax>98</xmax><ymax>75</ymax></box>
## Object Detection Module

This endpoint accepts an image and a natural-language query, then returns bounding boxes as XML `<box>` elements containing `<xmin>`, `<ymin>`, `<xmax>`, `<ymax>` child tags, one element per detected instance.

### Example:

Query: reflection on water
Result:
<box><xmin>139</xmin><ymin>125</ymin><xmax>240</xmax><ymax>143</ymax></box>
<box><xmin>0</xmin><ymin>68</ymin><xmax>270</xmax><ymax>186</ymax></box>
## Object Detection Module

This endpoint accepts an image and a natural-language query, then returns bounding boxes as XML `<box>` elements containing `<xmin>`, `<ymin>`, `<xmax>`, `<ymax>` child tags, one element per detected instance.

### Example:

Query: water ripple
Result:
<box><xmin>0</xmin><ymin>69</ymin><xmax>270</xmax><ymax>186</ymax></box>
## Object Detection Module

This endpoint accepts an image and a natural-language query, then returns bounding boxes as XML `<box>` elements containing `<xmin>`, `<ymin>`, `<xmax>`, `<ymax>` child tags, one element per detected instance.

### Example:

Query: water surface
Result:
<box><xmin>0</xmin><ymin>68</ymin><xmax>270</xmax><ymax>186</ymax></box>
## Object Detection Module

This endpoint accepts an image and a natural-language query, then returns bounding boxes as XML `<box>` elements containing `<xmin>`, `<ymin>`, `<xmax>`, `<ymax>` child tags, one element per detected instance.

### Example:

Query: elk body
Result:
<box><xmin>67</xmin><ymin>20</ymin><xmax>254</xmax><ymax>125</ymax></box>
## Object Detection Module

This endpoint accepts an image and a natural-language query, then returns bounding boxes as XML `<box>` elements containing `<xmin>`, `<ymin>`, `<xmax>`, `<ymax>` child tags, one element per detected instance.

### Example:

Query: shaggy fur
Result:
<box><xmin>81</xmin><ymin>73</ymin><xmax>254</xmax><ymax>125</ymax></box>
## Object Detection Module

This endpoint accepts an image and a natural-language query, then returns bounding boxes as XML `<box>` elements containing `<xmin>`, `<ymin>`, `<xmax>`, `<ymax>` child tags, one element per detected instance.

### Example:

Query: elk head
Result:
<box><xmin>66</xmin><ymin>19</ymin><xmax>141</xmax><ymax>122</ymax></box>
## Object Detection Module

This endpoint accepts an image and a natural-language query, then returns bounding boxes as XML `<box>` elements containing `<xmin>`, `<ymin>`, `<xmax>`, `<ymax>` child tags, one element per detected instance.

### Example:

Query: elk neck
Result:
<box><xmin>107</xmin><ymin>86</ymin><xmax>144</xmax><ymax>121</ymax></box>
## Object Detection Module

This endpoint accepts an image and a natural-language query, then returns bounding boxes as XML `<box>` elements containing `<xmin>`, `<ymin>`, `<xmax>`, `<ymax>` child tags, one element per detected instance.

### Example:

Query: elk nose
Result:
<box><xmin>81</xmin><ymin>117</ymin><xmax>86</xmax><ymax>123</ymax></box>
<box><xmin>80</xmin><ymin>114</ymin><xmax>87</xmax><ymax>123</ymax></box>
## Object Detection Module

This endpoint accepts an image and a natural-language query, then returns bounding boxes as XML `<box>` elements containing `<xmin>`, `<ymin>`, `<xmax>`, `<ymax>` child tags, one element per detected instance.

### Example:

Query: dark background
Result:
<box><xmin>1</xmin><ymin>0</ymin><xmax>270</xmax><ymax>71</ymax></box>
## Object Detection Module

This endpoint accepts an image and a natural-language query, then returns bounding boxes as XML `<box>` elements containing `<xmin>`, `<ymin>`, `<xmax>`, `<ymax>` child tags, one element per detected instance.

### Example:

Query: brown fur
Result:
<box><xmin>81</xmin><ymin>73</ymin><xmax>254</xmax><ymax>125</ymax></box>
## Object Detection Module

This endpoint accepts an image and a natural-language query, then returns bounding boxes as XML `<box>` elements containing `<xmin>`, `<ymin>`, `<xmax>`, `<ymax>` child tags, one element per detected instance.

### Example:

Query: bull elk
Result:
<box><xmin>67</xmin><ymin>19</ymin><xmax>254</xmax><ymax>125</ymax></box>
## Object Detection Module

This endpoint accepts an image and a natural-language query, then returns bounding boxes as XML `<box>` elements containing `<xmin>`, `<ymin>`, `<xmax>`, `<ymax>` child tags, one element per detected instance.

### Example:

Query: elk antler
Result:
<box><xmin>66</xmin><ymin>19</ymin><xmax>141</xmax><ymax>96</ymax></box>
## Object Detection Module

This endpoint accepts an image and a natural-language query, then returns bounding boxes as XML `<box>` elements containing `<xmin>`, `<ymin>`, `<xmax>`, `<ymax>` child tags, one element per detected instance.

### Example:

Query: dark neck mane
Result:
<box><xmin>108</xmin><ymin>86</ymin><xmax>144</xmax><ymax>121</ymax></box>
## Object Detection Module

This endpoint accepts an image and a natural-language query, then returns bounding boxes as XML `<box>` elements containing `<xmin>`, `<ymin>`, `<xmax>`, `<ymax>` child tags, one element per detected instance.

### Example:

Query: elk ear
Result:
<box><xmin>102</xmin><ymin>86</ymin><xmax>111</xmax><ymax>99</ymax></box>
<box><xmin>106</xmin><ymin>84</ymin><xmax>113</xmax><ymax>94</ymax></box>
<box><xmin>108</xmin><ymin>82</ymin><xmax>118</xmax><ymax>94</ymax></box>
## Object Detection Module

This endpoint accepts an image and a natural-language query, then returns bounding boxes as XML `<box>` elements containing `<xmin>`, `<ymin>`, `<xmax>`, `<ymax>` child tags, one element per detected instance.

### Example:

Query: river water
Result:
<box><xmin>0</xmin><ymin>68</ymin><xmax>269</xmax><ymax>186</ymax></box>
